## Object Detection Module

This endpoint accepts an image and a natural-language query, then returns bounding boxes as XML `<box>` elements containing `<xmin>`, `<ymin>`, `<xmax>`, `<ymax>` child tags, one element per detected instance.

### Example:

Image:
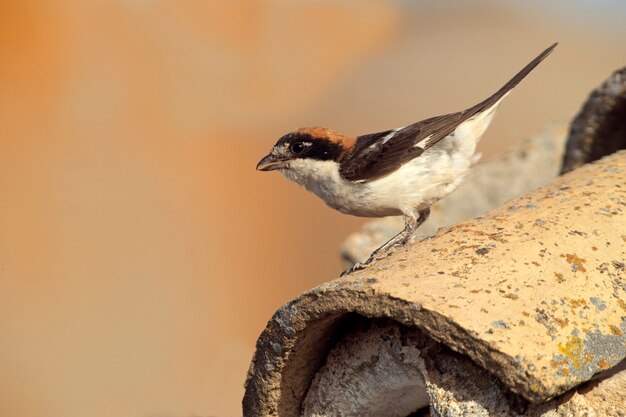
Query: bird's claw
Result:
<box><xmin>340</xmin><ymin>262</ymin><xmax>367</xmax><ymax>277</ymax></box>
<box><xmin>340</xmin><ymin>243</ymin><xmax>405</xmax><ymax>277</ymax></box>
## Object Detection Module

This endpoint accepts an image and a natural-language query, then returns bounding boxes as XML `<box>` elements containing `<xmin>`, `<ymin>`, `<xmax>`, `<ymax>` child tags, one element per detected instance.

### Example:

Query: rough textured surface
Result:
<box><xmin>342</xmin><ymin>124</ymin><xmax>567</xmax><ymax>265</ymax></box>
<box><xmin>424</xmin><ymin>346</ymin><xmax>520</xmax><ymax>417</ymax></box>
<box><xmin>529</xmin><ymin>363</ymin><xmax>626</xmax><ymax>417</ymax></box>
<box><xmin>303</xmin><ymin>320</ymin><xmax>525</xmax><ymax>417</ymax></box>
<box><xmin>243</xmin><ymin>151</ymin><xmax>626</xmax><ymax>417</ymax></box>
<box><xmin>303</xmin><ymin>320</ymin><xmax>431</xmax><ymax>417</ymax></box>
<box><xmin>562</xmin><ymin>67</ymin><xmax>626</xmax><ymax>173</ymax></box>
<box><xmin>304</xmin><ymin>319</ymin><xmax>626</xmax><ymax>417</ymax></box>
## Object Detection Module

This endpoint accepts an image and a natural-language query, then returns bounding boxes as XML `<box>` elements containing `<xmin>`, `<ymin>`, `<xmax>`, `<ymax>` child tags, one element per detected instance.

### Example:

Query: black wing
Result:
<box><xmin>339</xmin><ymin>113</ymin><xmax>463</xmax><ymax>182</ymax></box>
<box><xmin>339</xmin><ymin>42</ymin><xmax>558</xmax><ymax>182</ymax></box>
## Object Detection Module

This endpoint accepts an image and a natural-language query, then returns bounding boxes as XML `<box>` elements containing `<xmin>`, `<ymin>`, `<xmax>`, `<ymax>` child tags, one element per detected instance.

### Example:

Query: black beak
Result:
<box><xmin>256</xmin><ymin>154</ymin><xmax>289</xmax><ymax>171</ymax></box>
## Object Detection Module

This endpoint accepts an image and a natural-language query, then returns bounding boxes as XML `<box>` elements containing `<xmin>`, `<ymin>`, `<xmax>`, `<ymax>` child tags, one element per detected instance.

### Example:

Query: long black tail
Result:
<box><xmin>470</xmin><ymin>42</ymin><xmax>558</xmax><ymax>115</ymax></box>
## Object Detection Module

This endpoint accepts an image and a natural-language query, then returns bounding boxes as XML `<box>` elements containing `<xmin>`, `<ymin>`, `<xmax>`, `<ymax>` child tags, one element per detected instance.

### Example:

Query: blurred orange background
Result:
<box><xmin>1</xmin><ymin>1</ymin><xmax>625</xmax><ymax>416</ymax></box>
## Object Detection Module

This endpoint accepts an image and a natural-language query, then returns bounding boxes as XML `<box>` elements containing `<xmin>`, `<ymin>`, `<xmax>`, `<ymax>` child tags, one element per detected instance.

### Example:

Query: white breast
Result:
<box><xmin>282</xmin><ymin>145</ymin><xmax>470</xmax><ymax>218</ymax></box>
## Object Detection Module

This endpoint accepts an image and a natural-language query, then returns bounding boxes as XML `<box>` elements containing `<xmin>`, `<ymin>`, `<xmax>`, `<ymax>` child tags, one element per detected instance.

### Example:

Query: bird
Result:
<box><xmin>257</xmin><ymin>43</ymin><xmax>557</xmax><ymax>276</ymax></box>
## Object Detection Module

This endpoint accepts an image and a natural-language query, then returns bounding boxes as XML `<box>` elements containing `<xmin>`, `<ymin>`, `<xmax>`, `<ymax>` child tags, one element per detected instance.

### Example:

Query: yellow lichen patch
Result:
<box><xmin>583</xmin><ymin>352</ymin><xmax>594</xmax><ymax>364</ymax></box>
<box><xmin>457</xmin><ymin>244</ymin><xmax>481</xmax><ymax>251</ymax></box>
<box><xmin>598</xmin><ymin>359</ymin><xmax>612</xmax><ymax>369</ymax></box>
<box><xmin>609</xmin><ymin>325</ymin><xmax>623</xmax><ymax>336</ymax></box>
<box><xmin>554</xmin><ymin>317</ymin><xmax>569</xmax><ymax>328</ymax></box>
<box><xmin>562</xmin><ymin>253</ymin><xmax>587</xmax><ymax>272</ymax></box>
<box><xmin>558</xmin><ymin>336</ymin><xmax>585</xmax><ymax>370</ymax></box>
<box><xmin>569</xmin><ymin>298</ymin><xmax>587</xmax><ymax>309</ymax></box>
<box><xmin>550</xmin><ymin>358</ymin><xmax>566</xmax><ymax>368</ymax></box>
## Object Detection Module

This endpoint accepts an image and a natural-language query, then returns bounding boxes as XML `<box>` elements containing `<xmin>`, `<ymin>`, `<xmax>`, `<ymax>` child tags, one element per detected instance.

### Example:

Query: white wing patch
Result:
<box><xmin>414</xmin><ymin>134</ymin><xmax>433</xmax><ymax>148</ymax></box>
<box><xmin>381</xmin><ymin>126</ymin><xmax>405</xmax><ymax>145</ymax></box>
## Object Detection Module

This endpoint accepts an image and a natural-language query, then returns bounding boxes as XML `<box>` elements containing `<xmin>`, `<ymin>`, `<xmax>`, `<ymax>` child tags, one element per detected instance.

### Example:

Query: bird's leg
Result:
<box><xmin>341</xmin><ymin>207</ymin><xmax>431</xmax><ymax>276</ymax></box>
<box><xmin>365</xmin><ymin>207</ymin><xmax>431</xmax><ymax>261</ymax></box>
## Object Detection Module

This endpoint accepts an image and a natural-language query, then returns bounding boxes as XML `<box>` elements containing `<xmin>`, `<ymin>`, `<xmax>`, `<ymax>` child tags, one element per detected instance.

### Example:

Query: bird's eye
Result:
<box><xmin>291</xmin><ymin>142</ymin><xmax>305</xmax><ymax>154</ymax></box>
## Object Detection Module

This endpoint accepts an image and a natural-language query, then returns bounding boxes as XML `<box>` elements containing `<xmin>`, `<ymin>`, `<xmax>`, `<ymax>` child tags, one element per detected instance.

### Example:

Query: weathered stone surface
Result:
<box><xmin>562</xmin><ymin>67</ymin><xmax>626</xmax><ymax>173</ymax></box>
<box><xmin>243</xmin><ymin>151</ymin><xmax>626</xmax><ymax>416</ymax></box>
<box><xmin>303</xmin><ymin>320</ymin><xmax>431</xmax><ymax>417</ymax></box>
<box><xmin>529</xmin><ymin>363</ymin><xmax>626</xmax><ymax>417</ymax></box>
<box><xmin>303</xmin><ymin>319</ymin><xmax>626</xmax><ymax>416</ymax></box>
<box><xmin>342</xmin><ymin>124</ymin><xmax>567</xmax><ymax>265</ymax></box>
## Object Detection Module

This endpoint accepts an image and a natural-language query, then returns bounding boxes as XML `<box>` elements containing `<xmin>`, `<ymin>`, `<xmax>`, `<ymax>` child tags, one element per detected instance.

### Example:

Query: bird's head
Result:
<box><xmin>256</xmin><ymin>127</ymin><xmax>355</xmax><ymax>172</ymax></box>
